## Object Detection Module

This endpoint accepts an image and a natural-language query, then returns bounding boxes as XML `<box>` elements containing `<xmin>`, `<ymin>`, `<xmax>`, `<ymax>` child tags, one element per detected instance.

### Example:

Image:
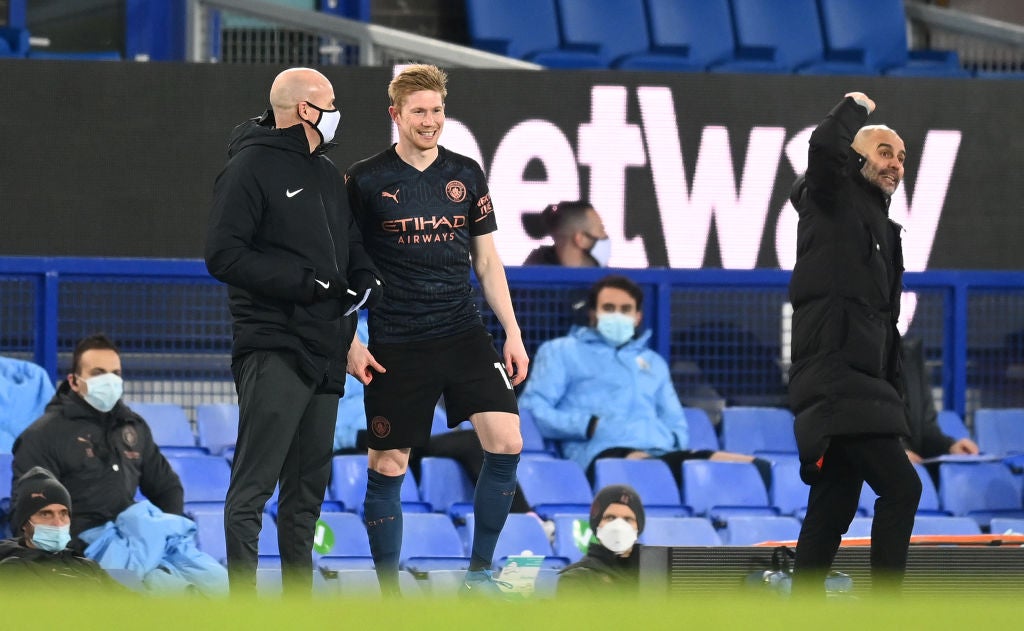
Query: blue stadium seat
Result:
<box><xmin>683</xmin><ymin>407</ymin><xmax>720</xmax><ymax>451</ymax></box>
<box><xmin>938</xmin><ymin>462</ymin><xmax>1024</xmax><ymax>527</ymax></box>
<box><xmin>195</xmin><ymin>403</ymin><xmax>239</xmax><ymax>456</ymax></box>
<box><xmin>400</xmin><ymin>513</ymin><xmax>469</xmax><ymax>570</ymax></box>
<box><xmin>724</xmin><ymin>515</ymin><xmax>802</xmax><ymax>546</ymax></box>
<box><xmin>0</xmin><ymin>452</ymin><xmax>12</xmax><ymax>500</ymax></box>
<box><xmin>464</xmin><ymin>512</ymin><xmax>555</xmax><ymax>560</ymax></box>
<box><xmin>189</xmin><ymin>508</ymin><xmax>226</xmax><ymax>563</ymax></box>
<box><xmin>842</xmin><ymin>516</ymin><xmax>874</xmax><ymax>539</ymax></box>
<box><xmin>515</xmin><ymin>459</ymin><xmax>593</xmax><ymax>518</ymax></box>
<box><xmin>634</xmin><ymin>0</ymin><xmax>737</xmax><ymax>71</ymax></box>
<box><xmin>640</xmin><ymin>516</ymin><xmax>722</xmax><ymax>546</ymax></box>
<box><xmin>519</xmin><ymin>407</ymin><xmax>558</xmax><ymax>457</ymax></box>
<box><xmin>591</xmin><ymin>458</ymin><xmax>689</xmax><ymax>517</ymax></box>
<box><xmin>166</xmin><ymin>454</ymin><xmax>231</xmax><ymax>506</ymax></box>
<box><xmin>809</xmin><ymin>0</ymin><xmax>969</xmax><ymax>77</ymax></box>
<box><xmin>27</xmin><ymin>50</ymin><xmax>123</xmax><ymax>61</ymax></box>
<box><xmin>127</xmin><ymin>402</ymin><xmax>201</xmax><ymax>456</ymax></box>
<box><xmin>681</xmin><ymin>460</ymin><xmax>777</xmax><ymax>525</ymax></box>
<box><xmin>417</xmin><ymin>457</ymin><xmax>474</xmax><ymax>517</ymax></box>
<box><xmin>715</xmin><ymin>0</ymin><xmax>830</xmax><ymax>74</ymax></box>
<box><xmin>315</xmin><ymin>511</ymin><xmax>372</xmax><ymax>558</ymax></box>
<box><xmin>464</xmin><ymin>0</ymin><xmax>603</xmax><ymax>68</ymax></box>
<box><xmin>911</xmin><ymin>515</ymin><xmax>982</xmax><ymax>536</ymax></box>
<box><xmin>937</xmin><ymin>410</ymin><xmax>971</xmax><ymax>442</ymax></box>
<box><xmin>550</xmin><ymin>513</ymin><xmax>589</xmax><ymax>564</ymax></box>
<box><xmin>769</xmin><ymin>459</ymin><xmax>807</xmax><ymax>517</ymax></box>
<box><xmin>720</xmin><ymin>406</ymin><xmax>797</xmax><ymax>456</ymax></box>
<box><xmin>973</xmin><ymin>408</ymin><xmax>1024</xmax><ymax>455</ymax></box>
<box><xmin>989</xmin><ymin>517</ymin><xmax>1024</xmax><ymax>534</ymax></box>
<box><xmin>259</xmin><ymin>515</ymin><xmax>279</xmax><ymax>556</ymax></box>
<box><xmin>329</xmin><ymin>454</ymin><xmax>430</xmax><ymax>514</ymax></box>
<box><xmin>555</xmin><ymin>0</ymin><xmax>705</xmax><ymax>71</ymax></box>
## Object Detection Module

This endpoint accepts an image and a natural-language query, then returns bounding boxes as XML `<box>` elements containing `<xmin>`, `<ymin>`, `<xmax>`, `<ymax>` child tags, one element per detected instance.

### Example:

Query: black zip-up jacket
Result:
<box><xmin>12</xmin><ymin>383</ymin><xmax>184</xmax><ymax>539</ymax></box>
<box><xmin>0</xmin><ymin>537</ymin><xmax>124</xmax><ymax>591</ymax></box>
<box><xmin>205</xmin><ymin>111</ymin><xmax>379</xmax><ymax>393</ymax></box>
<box><xmin>557</xmin><ymin>542</ymin><xmax>639</xmax><ymax>595</ymax></box>
<box><xmin>788</xmin><ymin>97</ymin><xmax>909</xmax><ymax>479</ymax></box>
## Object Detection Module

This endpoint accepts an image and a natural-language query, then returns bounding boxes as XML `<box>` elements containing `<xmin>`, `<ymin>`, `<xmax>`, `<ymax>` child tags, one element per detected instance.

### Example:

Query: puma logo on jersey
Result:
<box><xmin>381</xmin><ymin>189</ymin><xmax>400</xmax><ymax>203</ymax></box>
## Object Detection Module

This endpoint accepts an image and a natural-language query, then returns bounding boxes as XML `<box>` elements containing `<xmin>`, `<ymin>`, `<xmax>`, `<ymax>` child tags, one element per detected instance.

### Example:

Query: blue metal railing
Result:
<box><xmin>2</xmin><ymin>256</ymin><xmax>1023</xmax><ymax>422</ymax></box>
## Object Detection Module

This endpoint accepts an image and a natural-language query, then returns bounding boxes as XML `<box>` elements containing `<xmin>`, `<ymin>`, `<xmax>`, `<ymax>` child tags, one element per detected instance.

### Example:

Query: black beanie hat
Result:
<box><xmin>10</xmin><ymin>466</ymin><xmax>72</xmax><ymax>533</ymax></box>
<box><xmin>590</xmin><ymin>484</ymin><xmax>645</xmax><ymax>534</ymax></box>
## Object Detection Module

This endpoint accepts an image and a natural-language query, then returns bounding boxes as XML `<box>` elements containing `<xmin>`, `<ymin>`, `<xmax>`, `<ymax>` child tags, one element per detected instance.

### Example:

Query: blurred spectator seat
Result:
<box><xmin>859</xmin><ymin>463</ymin><xmax>946</xmax><ymax>517</ymax></box>
<box><xmin>724</xmin><ymin>515</ymin><xmax>802</xmax><ymax>545</ymax></box>
<box><xmin>515</xmin><ymin>458</ymin><xmax>593</xmax><ymax>518</ymax></box>
<box><xmin>641</xmin><ymin>516</ymin><xmax>722</xmax><ymax>546</ymax></box>
<box><xmin>720</xmin><ymin>406</ymin><xmax>797</xmax><ymax>456</ymax></box>
<box><xmin>195</xmin><ymin>403</ymin><xmax>239</xmax><ymax>456</ymax></box>
<box><xmin>973</xmin><ymin>408</ymin><xmax>1024</xmax><ymax>455</ymax></box>
<box><xmin>714</xmin><ymin>0</ymin><xmax>832</xmax><ymax>74</ymax></box>
<box><xmin>937</xmin><ymin>410</ymin><xmax>971</xmax><ymax>442</ymax></box>
<box><xmin>635</xmin><ymin>0</ymin><xmax>738</xmax><ymax>71</ymax></box>
<box><xmin>330</xmin><ymin>454</ymin><xmax>430</xmax><ymax>514</ymax></box>
<box><xmin>681</xmin><ymin>460</ymin><xmax>777</xmax><ymax>526</ymax></box>
<box><xmin>314</xmin><ymin>511</ymin><xmax>372</xmax><ymax>558</ymax></box>
<box><xmin>166</xmin><ymin>454</ymin><xmax>231</xmax><ymax>509</ymax></box>
<box><xmin>911</xmin><ymin>515</ymin><xmax>983</xmax><ymax>536</ymax></box>
<box><xmin>550</xmin><ymin>513</ymin><xmax>589</xmax><ymax>564</ymax></box>
<box><xmin>400</xmin><ymin>512</ymin><xmax>470</xmax><ymax>572</ymax></box>
<box><xmin>464</xmin><ymin>0</ymin><xmax>603</xmax><ymax>68</ymax></box>
<box><xmin>417</xmin><ymin>456</ymin><xmax>474</xmax><ymax>518</ymax></box>
<box><xmin>591</xmin><ymin>458</ymin><xmax>689</xmax><ymax>517</ymax></box>
<box><xmin>127</xmin><ymin>402</ymin><xmax>201</xmax><ymax>456</ymax></box>
<box><xmin>0</xmin><ymin>27</ymin><xmax>30</xmax><ymax>58</ymax></box>
<box><xmin>989</xmin><ymin>517</ymin><xmax>1024</xmax><ymax>534</ymax></box>
<box><xmin>464</xmin><ymin>512</ymin><xmax>557</xmax><ymax>560</ymax></box>
<box><xmin>769</xmin><ymin>458</ymin><xmax>808</xmax><ymax>518</ymax></box>
<box><xmin>683</xmin><ymin>406</ymin><xmax>721</xmax><ymax>451</ymax></box>
<box><xmin>808</xmin><ymin>0</ymin><xmax>970</xmax><ymax>77</ymax></box>
<box><xmin>938</xmin><ymin>462</ymin><xmax>1024</xmax><ymax>527</ymax></box>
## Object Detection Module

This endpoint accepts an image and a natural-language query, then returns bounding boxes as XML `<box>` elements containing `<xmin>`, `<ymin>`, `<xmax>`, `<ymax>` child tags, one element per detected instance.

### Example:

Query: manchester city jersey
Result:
<box><xmin>345</xmin><ymin>145</ymin><xmax>498</xmax><ymax>343</ymax></box>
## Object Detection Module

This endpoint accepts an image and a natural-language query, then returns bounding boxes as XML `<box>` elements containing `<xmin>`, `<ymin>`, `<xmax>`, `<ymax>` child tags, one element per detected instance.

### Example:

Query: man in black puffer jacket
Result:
<box><xmin>788</xmin><ymin>92</ymin><xmax>921</xmax><ymax>594</ymax></box>
<box><xmin>205</xmin><ymin>67</ymin><xmax>382</xmax><ymax>596</ymax></box>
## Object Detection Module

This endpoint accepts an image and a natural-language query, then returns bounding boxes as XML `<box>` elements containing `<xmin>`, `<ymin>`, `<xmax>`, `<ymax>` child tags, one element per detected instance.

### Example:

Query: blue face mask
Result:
<box><xmin>82</xmin><ymin>372</ymin><xmax>123</xmax><ymax>413</ymax></box>
<box><xmin>596</xmin><ymin>312</ymin><xmax>636</xmax><ymax>347</ymax></box>
<box><xmin>30</xmin><ymin>522</ymin><xmax>71</xmax><ymax>553</ymax></box>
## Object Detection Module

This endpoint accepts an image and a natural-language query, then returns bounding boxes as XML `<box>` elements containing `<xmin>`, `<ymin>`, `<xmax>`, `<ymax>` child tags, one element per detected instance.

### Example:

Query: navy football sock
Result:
<box><xmin>470</xmin><ymin>451</ymin><xmax>520</xmax><ymax>571</ymax></box>
<box><xmin>363</xmin><ymin>468</ymin><xmax>404</xmax><ymax>595</ymax></box>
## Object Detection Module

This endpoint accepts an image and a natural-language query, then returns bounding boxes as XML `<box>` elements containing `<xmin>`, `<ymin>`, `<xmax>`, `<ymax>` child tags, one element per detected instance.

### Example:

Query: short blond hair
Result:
<box><xmin>388</xmin><ymin>64</ymin><xmax>448</xmax><ymax>108</ymax></box>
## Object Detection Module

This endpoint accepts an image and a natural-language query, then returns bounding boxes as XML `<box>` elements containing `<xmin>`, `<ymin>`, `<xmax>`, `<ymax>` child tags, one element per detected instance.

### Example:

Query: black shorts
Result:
<box><xmin>363</xmin><ymin>326</ymin><xmax>519</xmax><ymax>449</ymax></box>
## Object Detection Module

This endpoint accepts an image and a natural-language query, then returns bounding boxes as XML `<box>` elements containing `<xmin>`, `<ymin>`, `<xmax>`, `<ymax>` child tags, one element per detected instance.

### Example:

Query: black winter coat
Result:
<box><xmin>12</xmin><ymin>383</ymin><xmax>184</xmax><ymax>539</ymax></box>
<box><xmin>788</xmin><ymin>97</ymin><xmax>909</xmax><ymax>479</ymax></box>
<box><xmin>0</xmin><ymin>537</ymin><xmax>124</xmax><ymax>592</ymax></box>
<box><xmin>556</xmin><ymin>542</ymin><xmax>639</xmax><ymax>595</ymax></box>
<box><xmin>205</xmin><ymin>111</ymin><xmax>380</xmax><ymax>394</ymax></box>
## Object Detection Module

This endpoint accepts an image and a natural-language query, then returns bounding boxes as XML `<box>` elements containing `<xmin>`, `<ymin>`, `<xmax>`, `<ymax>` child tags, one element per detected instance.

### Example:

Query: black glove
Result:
<box><xmin>343</xmin><ymin>270</ymin><xmax>383</xmax><ymax>315</ymax></box>
<box><xmin>312</xmin><ymin>275</ymin><xmax>347</xmax><ymax>303</ymax></box>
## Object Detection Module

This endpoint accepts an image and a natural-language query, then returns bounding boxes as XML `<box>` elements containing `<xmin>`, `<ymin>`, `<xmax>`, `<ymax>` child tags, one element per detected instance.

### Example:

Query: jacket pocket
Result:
<box><xmin>840</xmin><ymin>301</ymin><xmax>888</xmax><ymax>377</ymax></box>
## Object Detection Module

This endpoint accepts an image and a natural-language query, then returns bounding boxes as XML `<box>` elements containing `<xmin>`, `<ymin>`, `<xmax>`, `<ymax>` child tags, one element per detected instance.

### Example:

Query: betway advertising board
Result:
<box><xmin>1</xmin><ymin>63</ymin><xmax>1020</xmax><ymax>269</ymax></box>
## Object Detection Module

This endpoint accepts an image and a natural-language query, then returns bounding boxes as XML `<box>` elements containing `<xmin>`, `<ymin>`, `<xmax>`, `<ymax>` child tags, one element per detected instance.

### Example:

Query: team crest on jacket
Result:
<box><xmin>445</xmin><ymin>180</ymin><xmax>466</xmax><ymax>203</ymax></box>
<box><xmin>121</xmin><ymin>425</ymin><xmax>138</xmax><ymax>448</ymax></box>
<box><xmin>371</xmin><ymin>415</ymin><xmax>391</xmax><ymax>439</ymax></box>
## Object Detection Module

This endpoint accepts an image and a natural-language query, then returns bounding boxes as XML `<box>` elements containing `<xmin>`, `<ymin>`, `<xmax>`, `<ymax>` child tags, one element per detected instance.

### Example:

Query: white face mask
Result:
<box><xmin>81</xmin><ymin>372</ymin><xmax>123</xmax><ymax>413</ymax></box>
<box><xmin>596</xmin><ymin>517</ymin><xmax>638</xmax><ymax>554</ymax></box>
<box><xmin>303</xmin><ymin>101</ymin><xmax>341</xmax><ymax>146</ymax></box>
<box><xmin>589</xmin><ymin>237</ymin><xmax>611</xmax><ymax>267</ymax></box>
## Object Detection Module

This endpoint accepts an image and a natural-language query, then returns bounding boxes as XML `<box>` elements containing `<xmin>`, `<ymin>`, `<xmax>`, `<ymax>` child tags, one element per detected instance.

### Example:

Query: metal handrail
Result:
<box><xmin>905</xmin><ymin>1</ymin><xmax>1024</xmax><ymax>48</ymax></box>
<box><xmin>185</xmin><ymin>0</ymin><xmax>542</xmax><ymax>68</ymax></box>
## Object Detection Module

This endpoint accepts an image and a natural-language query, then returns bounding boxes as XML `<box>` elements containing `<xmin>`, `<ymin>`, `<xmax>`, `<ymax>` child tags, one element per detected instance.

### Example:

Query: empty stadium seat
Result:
<box><xmin>0</xmin><ymin>27</ymin><xmax>29</xmax><ymax>58</ymax></box>
<box><xmin>724</xmin><ymin>515</ymin><xmax>802</xmax><ymax>546</ymax></box>
<box><xmin>166</xmin><ymin>454</ymin><xmax>231</xmax><ymax>506</ymax></box>
<box><xmin>989</xmin><ymin>517</ymin><xmax>1024</xmax><ymax>534</ymax></box>
<box><xmin>637</xmin><ymin>0</ymin><xmax>738</xmax><ymax>71</ymax></box>
<box><xmin>550</xmin><ymin>513</ymin><xmax>589</xmax><ymax>564</ymax></box>
<box><xmin>556</xmin><ymin>0</ymin><xmax>705</xmax><ymax>71</ymax></box>
<box><xmin>714</xmin><ymin>0</ymin><xmax>830</xmax><ymax>74</ymax></box>
<box><xmin>769</xmin><ymin>459</ymin><xmax>808</xmax><ymax>517</ymax></box>
<box><xmin>190</xmin><ymin>507</ymin><xmax>227</xmax><ymax>562</ymax></box>
<box><xmin>0</xmin><ymin>452</ymin><xmax>12</xmax><ymax>501</ymax></box>
<box><xmin>809</xmin><ymin>0</ymin><xmax>969</xmax><ymax>77</ymax></box>
<box><xmin>937</xmin><ymin>410</ymin><xmax>971</xmax><ymax>442</ymax></box>
<box><xmin>842</xmin><ymin>516</ymin><xmax>874</xmax><ymax>539</ymax></box>
<box><xmin>417</xmin><ymin>457</ymin><xmax>474</xmax><ymax>516</ymax></box>
<box><xmin>519</xmin><ymin>407</ymin><xmax>558</xmax><ymax>457</ymax></box>
<box><xmin>591</xmin><ymin>458</ymin><xmax>689</xmax><ymax>517</ymax></box>
<box><xmin>464</xmin><ymin>0</ymin><xmax>603</xmax><ymax>68</ymax></box>
<box><xmin>195</xmin><ymin>403</ymin><xmax>239</xmax><ymax>456</ymax></box>
<box><xmin>127</xmin><ymin>402</ymin><xmax>201</xmax><ymax>455</ymax></box>
<box><xmin>973</xmin><ymin>408</ymin><xmax>1024</xmax><ymax>455</ymax></box>
<box><xmin>720</xmin><ymin>406</ymin><xmax>797</xmax><ymax>456</ymax></box>
<box><xmin>515</xmin><ymin>459</ymin><xmax>593</xmax><ymax>518</ymax></box>
<box><xmin>400</xmin><ymin>513</ymin><xmax>469</xmax><ymax>570</ymax></box>
<box><xmin>681</xmin><ymin>460</ymin><xmax>777</xmax><ymax>525</ymax></box>
<box><xmin>330</xmin><ymin>454</ymin><xmax>430</xmax><ymax>514</ymax></box>
<box><xmin>911</xmin><ymin>515</ymin><xmax>982</xmax><ymax>536</ymax></box>
<box><xmin>683</xmin><ymin>407</ymin><xmax>721</xmax><ymax>451</ymax></box>
<box><xmin>938</xmin><ymin>462</ymin><xmax>1024</xmax><ymax>527</ymax></box>
<box><xmin>464</xmin><ymin>512</ymin><xmax>556</xmax><ymax>560</ymax></box>
<box><xmin>640</xmin><ymin>516</ymin><xmax>722</xmax><ymax>546</ymax></box>
<box><xmin>315</xmin><ymin>511</ymin><xmax>372</xmax><ymax>558</ymax></box>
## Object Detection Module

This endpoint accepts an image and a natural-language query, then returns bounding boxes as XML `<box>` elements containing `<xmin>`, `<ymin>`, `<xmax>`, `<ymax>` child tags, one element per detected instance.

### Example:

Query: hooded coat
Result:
<box><xmin>205</xmin><ymin>111</ymin><xmax>380</xmax><ymax>393</ymax></box>
<box><xmin>787</xmin><ymin>97</ymin><xmax>909</xmax><ymax>482</ymax></box>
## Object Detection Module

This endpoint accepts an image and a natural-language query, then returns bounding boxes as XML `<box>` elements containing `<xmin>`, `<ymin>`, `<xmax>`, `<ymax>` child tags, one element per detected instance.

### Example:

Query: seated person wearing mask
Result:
<box><xmin>558</xmin><ymin>484</ymin><xmax>644</xmax><ymax>594</ymax></box>
<box><xmin>523</xmin><ymin>201</ymin><xmax>610</xmax><ymax>267</ymax></box>
<box><xmin>0</xmin><ymin>466</ymin><xmax>122</xmax><ymax>591</ymax></box>
<box><xmin>520</xmin><ymin>275</ymin><xmax>772</xmax><ymax>489</ymax></box>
